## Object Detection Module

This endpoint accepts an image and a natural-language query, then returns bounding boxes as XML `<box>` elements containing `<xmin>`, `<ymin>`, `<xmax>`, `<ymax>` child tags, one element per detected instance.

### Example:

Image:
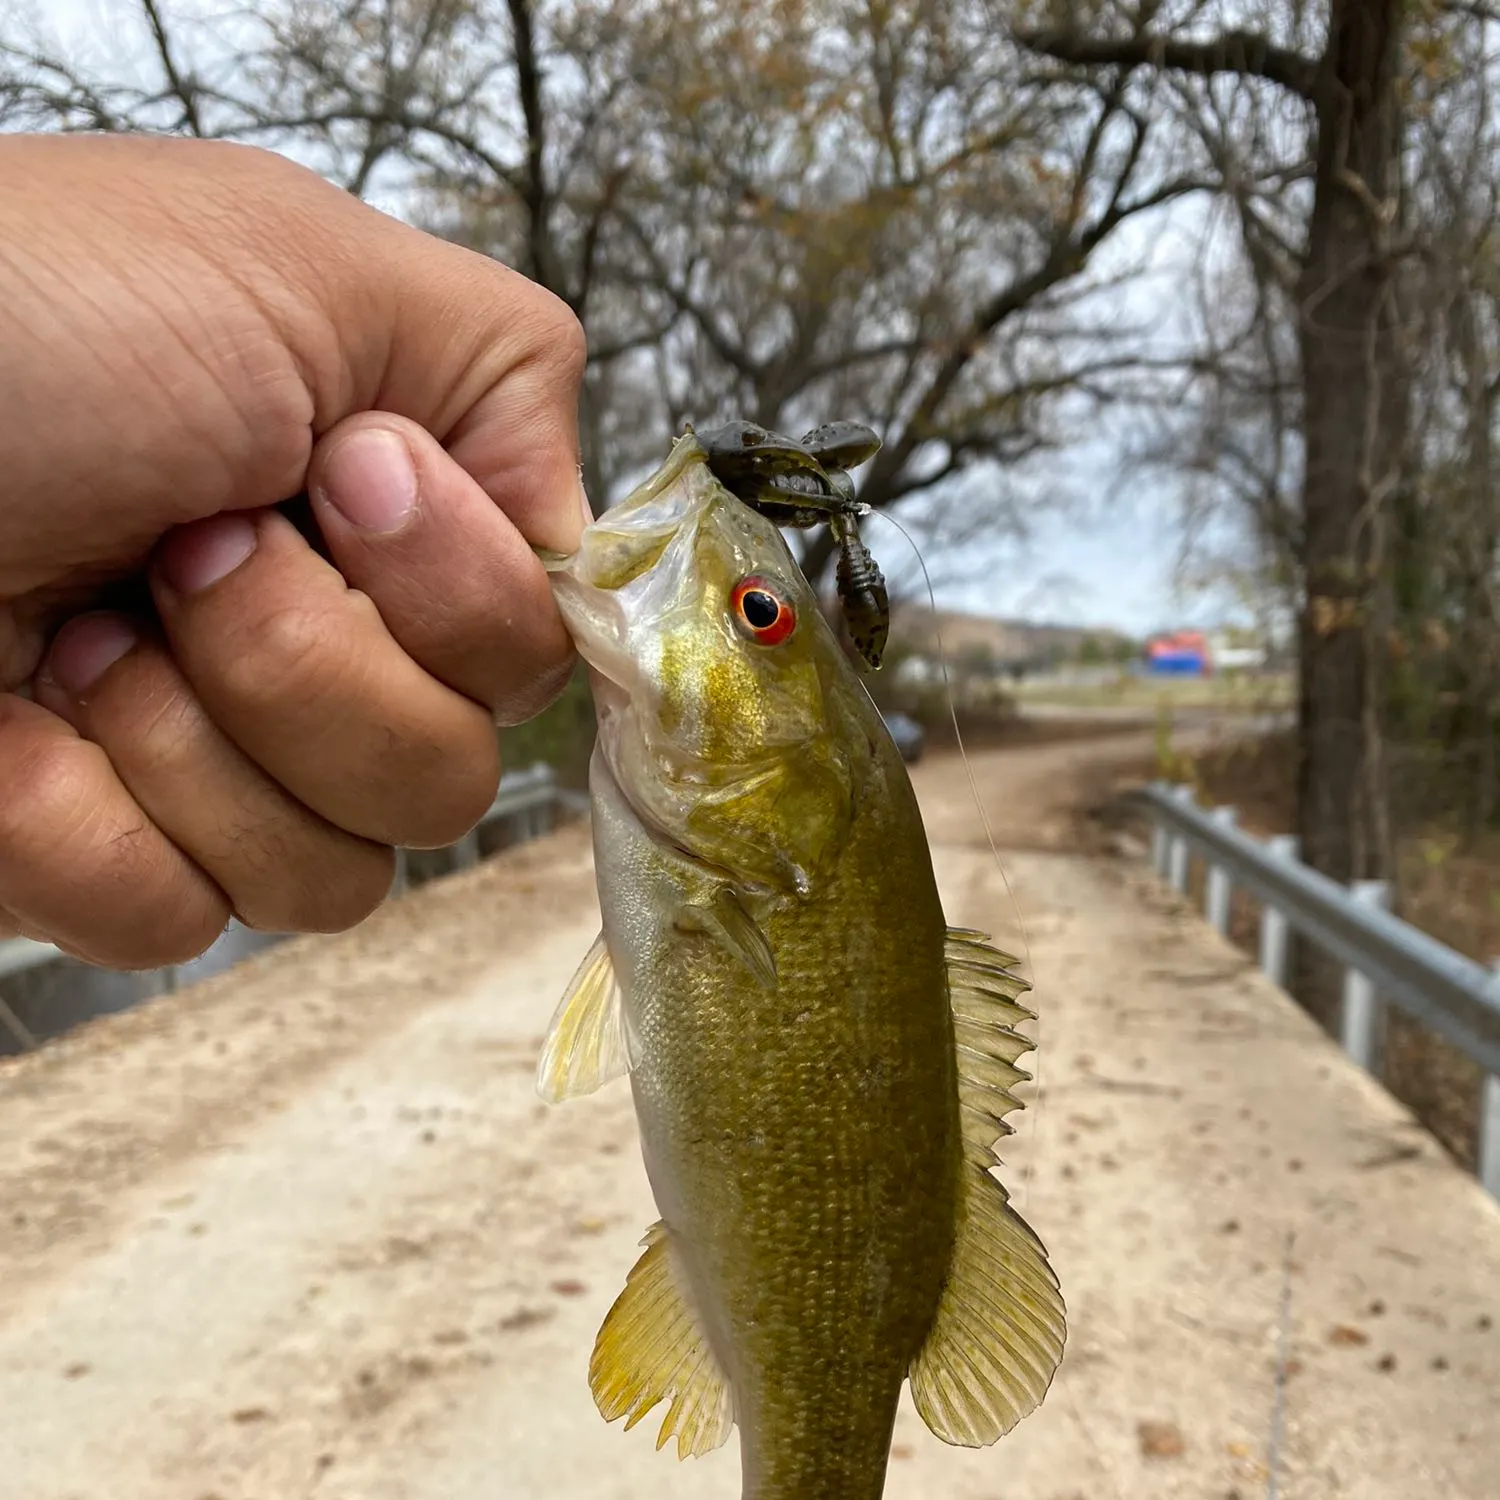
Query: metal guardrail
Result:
<box><xmin>1138</xmin><ymin>781</ymin><xmax>1500</xmax><ymax>1201</ymax></box>
<box><xmin>0</xmin><ymin>763</ymin><xmax>569</xmax><ymax>1037</ymax></box>
<box><xmin>0</xmin><ymin>937</ymin><xmax>59</xmax><ymax>983</ymax></box>
<box><xmin>390</xmin><ymin>761</ymin><xmax>561</xmax><ymax>892</ymax></box>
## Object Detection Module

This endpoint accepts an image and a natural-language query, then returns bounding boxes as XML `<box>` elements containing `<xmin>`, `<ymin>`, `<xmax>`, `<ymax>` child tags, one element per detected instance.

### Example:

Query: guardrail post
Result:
<box><xmin>1167</xmin><ymin>784</ymin><xmax>1194</xmax><ymax>892</ymax></box>
<box><xmin>1151</xmin><ymin>821</ymin><xmax>1169</xmax><ymax>878</ymax></box>
<box><xmin>1258</xmin><ymin>835</ymin><xmax>1299</xmax><ymax>989</ymax></box>
<box><xmin>0</xmin><ymin>994</ymin><xmax>36</xmax><ymax>1051</ymax></box>
<box><xmin>1480</xmin><ymin>959</ymin><xmax>1500</xmax><ymax>1203</ymax></box>
<box><xmin>453</xmin><ymin>828</ymin><xmax>481</xmax><ymax>872</ymax></box>
<box><xmin>1204</xmin><ymin>807</ymin><xmax>1237</xmax><ymax>933</ymax></box>
<box><xmin>1340</xmin><ymin>880</ymin><xmax>1391</xmax><ymax>1073</ymax></box>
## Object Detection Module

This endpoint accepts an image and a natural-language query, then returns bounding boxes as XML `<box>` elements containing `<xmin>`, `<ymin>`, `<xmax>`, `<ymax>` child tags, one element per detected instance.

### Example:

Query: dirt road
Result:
<box><xmin>909</xmin><ymin>709</ymin><xmax>1268</xmax><ymax>852</ymax></box>
<box><xmin>3</xmin><ymin>740</ymin><xmax>1497</xmax><ymax>1499</ymax></box>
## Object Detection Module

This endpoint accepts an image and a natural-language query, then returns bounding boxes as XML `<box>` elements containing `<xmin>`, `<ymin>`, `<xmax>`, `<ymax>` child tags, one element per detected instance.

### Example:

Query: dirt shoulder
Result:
<box><xmin>2</xmin><ymin>739</ymin><xmax>1496</xmax><ymax>1500</ymax></box>
<box><xmin>1095</xmin><ymin>729</ymin><xmax>1500</xmax><ymax>1176</ymax></box>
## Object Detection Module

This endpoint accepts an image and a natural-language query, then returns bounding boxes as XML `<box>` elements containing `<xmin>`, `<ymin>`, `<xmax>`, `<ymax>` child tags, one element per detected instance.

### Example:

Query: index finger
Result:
<box><xmin>376</xmin><ymin>242</ymin><xmax>592</xmax><ymax>555</ymax></box>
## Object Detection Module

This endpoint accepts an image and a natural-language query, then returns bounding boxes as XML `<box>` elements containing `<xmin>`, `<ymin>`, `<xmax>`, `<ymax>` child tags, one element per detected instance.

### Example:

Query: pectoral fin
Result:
<box><xmin>536</xmin><ymin>932</ymin><xmax>633</xmax><ymax>1103</ymax></box>
<box><xmin>590</xmin><ymin>1221</ymin><xmax>735</xmax><ymax>1459</ymax></box>
<box><xmin>907</xmin><ymin>927</ymin><xmax>1065</xmax><ymax>1445</ymax></box>
<box><xmin>672</xmin><ymin>888</ymin><xmax>777</xmax><ymax>990</ymax></box>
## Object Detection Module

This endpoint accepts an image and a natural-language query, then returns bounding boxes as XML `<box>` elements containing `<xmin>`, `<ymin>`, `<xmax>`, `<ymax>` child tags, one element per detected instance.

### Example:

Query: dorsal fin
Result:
<box><xmin>944</xmin><ymin>927</ymin><xmax>1037</xmax><ymax>1167</ymax></box>
<box><xmin>909</xmin><ymin>1164</ymin><xmax>1066</xmax><ymax>1445</ymax></box>
<box><xmin>590</xmin><ymin>1221</ymin><xmax>735</xmax><ymax>1459</ymax></box>
<box><xmin>536</xmin><ymin>932</ymin><xmax>633</xmax><ymax>1103</ymax></box>
<box><xmin>906</xmin><ymin>926</ymin><xmax>1066</xmax><ymax>1446</ymax></box>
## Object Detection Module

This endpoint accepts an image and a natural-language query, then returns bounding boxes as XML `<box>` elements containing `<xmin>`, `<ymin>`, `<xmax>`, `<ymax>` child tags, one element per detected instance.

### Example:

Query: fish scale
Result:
<box><xmin>535</xmin><ymin>432</ymin><xmax>1065</xmax><ymax>1499</ymax></box>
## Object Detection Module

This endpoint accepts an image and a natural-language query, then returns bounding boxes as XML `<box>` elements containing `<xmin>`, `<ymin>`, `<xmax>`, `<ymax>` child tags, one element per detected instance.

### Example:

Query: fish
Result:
<box><xmin>535</xmin><ymin>431</ymin><xmax>1065</xmax><ymax>1499</ymax></box>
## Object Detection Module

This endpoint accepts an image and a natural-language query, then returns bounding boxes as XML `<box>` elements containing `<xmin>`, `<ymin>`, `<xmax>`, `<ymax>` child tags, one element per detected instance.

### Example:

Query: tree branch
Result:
<box><xmin>140</xmin><ymin>0</ymin><xmax>201</xmax><ymax>135</ymax></box>
<box><xmin>587</xmin><ymin>319</ymin><xmax>679</xmax><ymax>363</ymax></box>
<box><xmin>614</xmin><ymin>214</ymin><xmax>758</xmax><ymax>379</ymax></box>
<box><xmin>1016</xmin><ymin>27</ymin><xmax>1319</xmax><ymax>101</ymax></box>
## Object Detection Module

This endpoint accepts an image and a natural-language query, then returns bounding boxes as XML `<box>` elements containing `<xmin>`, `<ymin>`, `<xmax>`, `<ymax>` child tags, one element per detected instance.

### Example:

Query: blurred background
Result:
<box><xmin>4</xmin><ymin>0</ymin><xmax>1496</xmax><ymax>1159</ymax></box>
<box><xmin>2</xmin><ymin>4</ymin><xmax>1498</xmax><ymax>1497</ymax></box>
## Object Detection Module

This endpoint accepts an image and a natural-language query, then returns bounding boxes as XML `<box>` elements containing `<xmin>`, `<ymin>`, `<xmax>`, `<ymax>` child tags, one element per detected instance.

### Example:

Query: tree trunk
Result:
<box><xmin>1293</xmin><ymin>0</ymin><xmax>1408</xmax><ymax>1025</ymax></box>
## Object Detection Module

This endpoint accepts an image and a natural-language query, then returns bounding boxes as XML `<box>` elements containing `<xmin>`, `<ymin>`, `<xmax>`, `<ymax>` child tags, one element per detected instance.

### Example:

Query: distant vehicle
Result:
<box><xmin>881</xmin><ymin>710</ymin><xmax>925</xmax><ymax>763</ymax></box>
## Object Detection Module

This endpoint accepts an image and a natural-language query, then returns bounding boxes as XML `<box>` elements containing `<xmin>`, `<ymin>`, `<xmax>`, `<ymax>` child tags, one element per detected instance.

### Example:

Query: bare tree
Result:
<box><xmin>577</xmin><ymin>0</ymin><xmax>1219</xmax><ymax>596</ymax></box>
<box><xmin>4</xmin><ymin>0</ymin><xmax>1212</xmax><ymax>551</ymax></box>
<box><xmin>1018</xmin><ymin>1</ymin><xmax>1422</xmax><ymax>1021</ymax></box>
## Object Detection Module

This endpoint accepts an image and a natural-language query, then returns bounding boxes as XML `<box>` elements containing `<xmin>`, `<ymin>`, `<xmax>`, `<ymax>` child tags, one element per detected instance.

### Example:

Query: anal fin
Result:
<box><xmin>590</xmin><ymin>1221</ymin><xmax>735</xmax><ymax>1459</ymax></box>
<box><xmin>536</xmin><ymin>932</ymin><xmax>633</xmax><ymax>1103</ymax></box>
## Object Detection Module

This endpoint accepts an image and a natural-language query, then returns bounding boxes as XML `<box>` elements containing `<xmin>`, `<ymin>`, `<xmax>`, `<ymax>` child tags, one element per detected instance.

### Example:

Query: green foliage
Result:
<box><xmin>1153</xmin><ymin>702</ymin><xmax>1199</xmax><ymax>788</ymax></box>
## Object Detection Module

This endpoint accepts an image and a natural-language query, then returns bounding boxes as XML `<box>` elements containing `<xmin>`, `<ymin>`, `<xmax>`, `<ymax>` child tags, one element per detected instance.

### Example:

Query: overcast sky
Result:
<box><xmin>20</xmin><ymin>0</ymin><xmax>1241</xmax><ymax>639</ymax></box>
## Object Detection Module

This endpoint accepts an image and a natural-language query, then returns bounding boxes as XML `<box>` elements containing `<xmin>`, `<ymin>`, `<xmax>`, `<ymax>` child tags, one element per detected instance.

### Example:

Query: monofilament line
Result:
<box><xmin>864</xmin><ymin>510</ymin><xmax>1039</xmax><ymax>1204</ymax></box>
<box><xmin>1267</xmin><ymin>1229</ymin><xmax>1296</xmax><ymax>1500</ymax></box>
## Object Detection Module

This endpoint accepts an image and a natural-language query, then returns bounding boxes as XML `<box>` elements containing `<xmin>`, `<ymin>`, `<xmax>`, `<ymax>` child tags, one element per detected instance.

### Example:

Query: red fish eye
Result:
<box><xmin>731</xmin><ymin>576</ymin><xmax>796</xmax><ymax>646</ymax></box>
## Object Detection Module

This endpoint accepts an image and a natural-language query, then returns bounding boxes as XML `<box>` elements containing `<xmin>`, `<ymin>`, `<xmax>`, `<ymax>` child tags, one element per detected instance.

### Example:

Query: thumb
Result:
<box><xmin>178</xmin><ymin>139</ymin><xmax>591</xmax><ymax>555</ymax></box>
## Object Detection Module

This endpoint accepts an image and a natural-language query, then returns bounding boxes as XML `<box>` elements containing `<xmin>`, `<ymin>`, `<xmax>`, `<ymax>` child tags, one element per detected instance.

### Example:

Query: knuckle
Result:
<box><xmin>241</xmin><ymin>842</ymin><xmax>394</xmax><ymax>935</ymax></box>
<box><xmin>0</xmin><ymin>698</ymin><xmax>230</xmax><ymax>968</ymax></box>
<box><xmin>104</xmin><ymin>669</ymin><xmax>208</xmax><ymax>773</ymax></box>
<box><xmin>389</xmin><ymin>726</ymin><xmax>499</xmax><ymax>850</ymax></box>
<box><xmin>493</xmin><ymin>649</ymin><xmax>576</xmax><ymax>729</ymax></box>
<box><xmin>77</xmin><ymin>822</ymin><xmax>228</xmax><ymax>969</ymax></box>
<box><xmin>247</xmin><ymin>405</ymin><xmax>315</xmax><ymax>504</ymax></box>
<box><xmin>545</xmin><ymin>305</ymin><xmax>588</xmax><ymax>387</ymax></box>
<box><xmin>307</xmin><ymin>848</ymin><xmax>395</xmax><ymax>931</ymax></box>
<box><xmin>513</xmin><ymin>281</ymin><xmax>587</xmax><ymax>387</ymax></box>
<box><xmin>216</xmin><ymin>601</ymin><xmax>342</xmax><ymax>713</ymax></box>
<box><xmin>113</xmin><ymin>898</ymin><xmax>230</xmax><ymax>971</ymax></box>
<box><xmin>0</xmin><ymin>723</ymin><xmax>97</xmax><ymax>858</ymax></box>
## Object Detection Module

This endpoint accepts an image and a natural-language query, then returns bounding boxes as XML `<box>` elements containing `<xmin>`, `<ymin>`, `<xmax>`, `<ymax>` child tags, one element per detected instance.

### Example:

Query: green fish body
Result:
<box><xmin>538</xmin><ymin>435</ymin><xmax>1064</xmax><ymax>1500</ymax></box>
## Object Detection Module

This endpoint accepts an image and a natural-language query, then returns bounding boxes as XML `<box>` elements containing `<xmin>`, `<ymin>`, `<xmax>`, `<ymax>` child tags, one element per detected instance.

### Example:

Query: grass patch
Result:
<box><xmin>1013</xmin><ymin>671</ymin><xmax>1294</xmax><ymax>713</ymax></box>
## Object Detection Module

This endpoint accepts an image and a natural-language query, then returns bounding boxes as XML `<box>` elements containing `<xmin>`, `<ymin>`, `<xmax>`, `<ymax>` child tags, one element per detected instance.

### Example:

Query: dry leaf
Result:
<box><xmin>1138</xmin><ymin>1420</ymin><xmax>1185</xmax><ymax>1459</ymax></box>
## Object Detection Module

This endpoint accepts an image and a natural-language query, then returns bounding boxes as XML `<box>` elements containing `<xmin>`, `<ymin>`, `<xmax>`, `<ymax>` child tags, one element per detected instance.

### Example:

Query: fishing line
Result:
<box><xmin>867</xmin><ymin>509</ymin><xmax>1126</xmax><ymax>1500</ymax></box>
<box><xmin>863</xmin><ymin>510</ymin><xmax>1040</xmax><ymax>1204</ymax></box>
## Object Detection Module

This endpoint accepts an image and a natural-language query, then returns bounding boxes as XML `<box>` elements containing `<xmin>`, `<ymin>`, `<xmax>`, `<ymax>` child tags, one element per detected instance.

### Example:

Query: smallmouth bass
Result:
<box><xmin>536</xmin><ymin>432</ymin><xmax>1065</xmax><ymax>1499</ymax></box>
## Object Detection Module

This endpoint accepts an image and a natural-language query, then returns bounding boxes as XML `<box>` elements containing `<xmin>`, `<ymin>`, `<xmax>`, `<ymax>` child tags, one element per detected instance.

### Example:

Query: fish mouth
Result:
<box><xmin>542</xmin><ymin>433</ymin><xmax>720</xmax><ymax>663</ymax></box>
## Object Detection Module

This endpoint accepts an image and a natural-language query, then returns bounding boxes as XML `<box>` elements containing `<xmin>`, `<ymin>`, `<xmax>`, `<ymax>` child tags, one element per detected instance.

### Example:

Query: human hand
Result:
<box><xmin>0</xmin><ymin>134</ymin><xmax>586</xmax><ymax>968</ymax></box>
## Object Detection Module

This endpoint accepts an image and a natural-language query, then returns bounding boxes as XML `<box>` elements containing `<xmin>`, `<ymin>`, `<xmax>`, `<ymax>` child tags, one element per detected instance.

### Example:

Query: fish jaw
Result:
<box><xmin>549</xmin><ymin>435</ymin><xmax>866</xmax><ymax>898</ymax></box>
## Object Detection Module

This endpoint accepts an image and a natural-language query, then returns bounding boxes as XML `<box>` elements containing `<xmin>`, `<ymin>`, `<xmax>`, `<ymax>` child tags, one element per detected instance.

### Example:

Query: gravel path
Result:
<box><xmin>2</xmin><ymin>746</ymin><xmax>1496</xmax><ymax>1500</ymax></box>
